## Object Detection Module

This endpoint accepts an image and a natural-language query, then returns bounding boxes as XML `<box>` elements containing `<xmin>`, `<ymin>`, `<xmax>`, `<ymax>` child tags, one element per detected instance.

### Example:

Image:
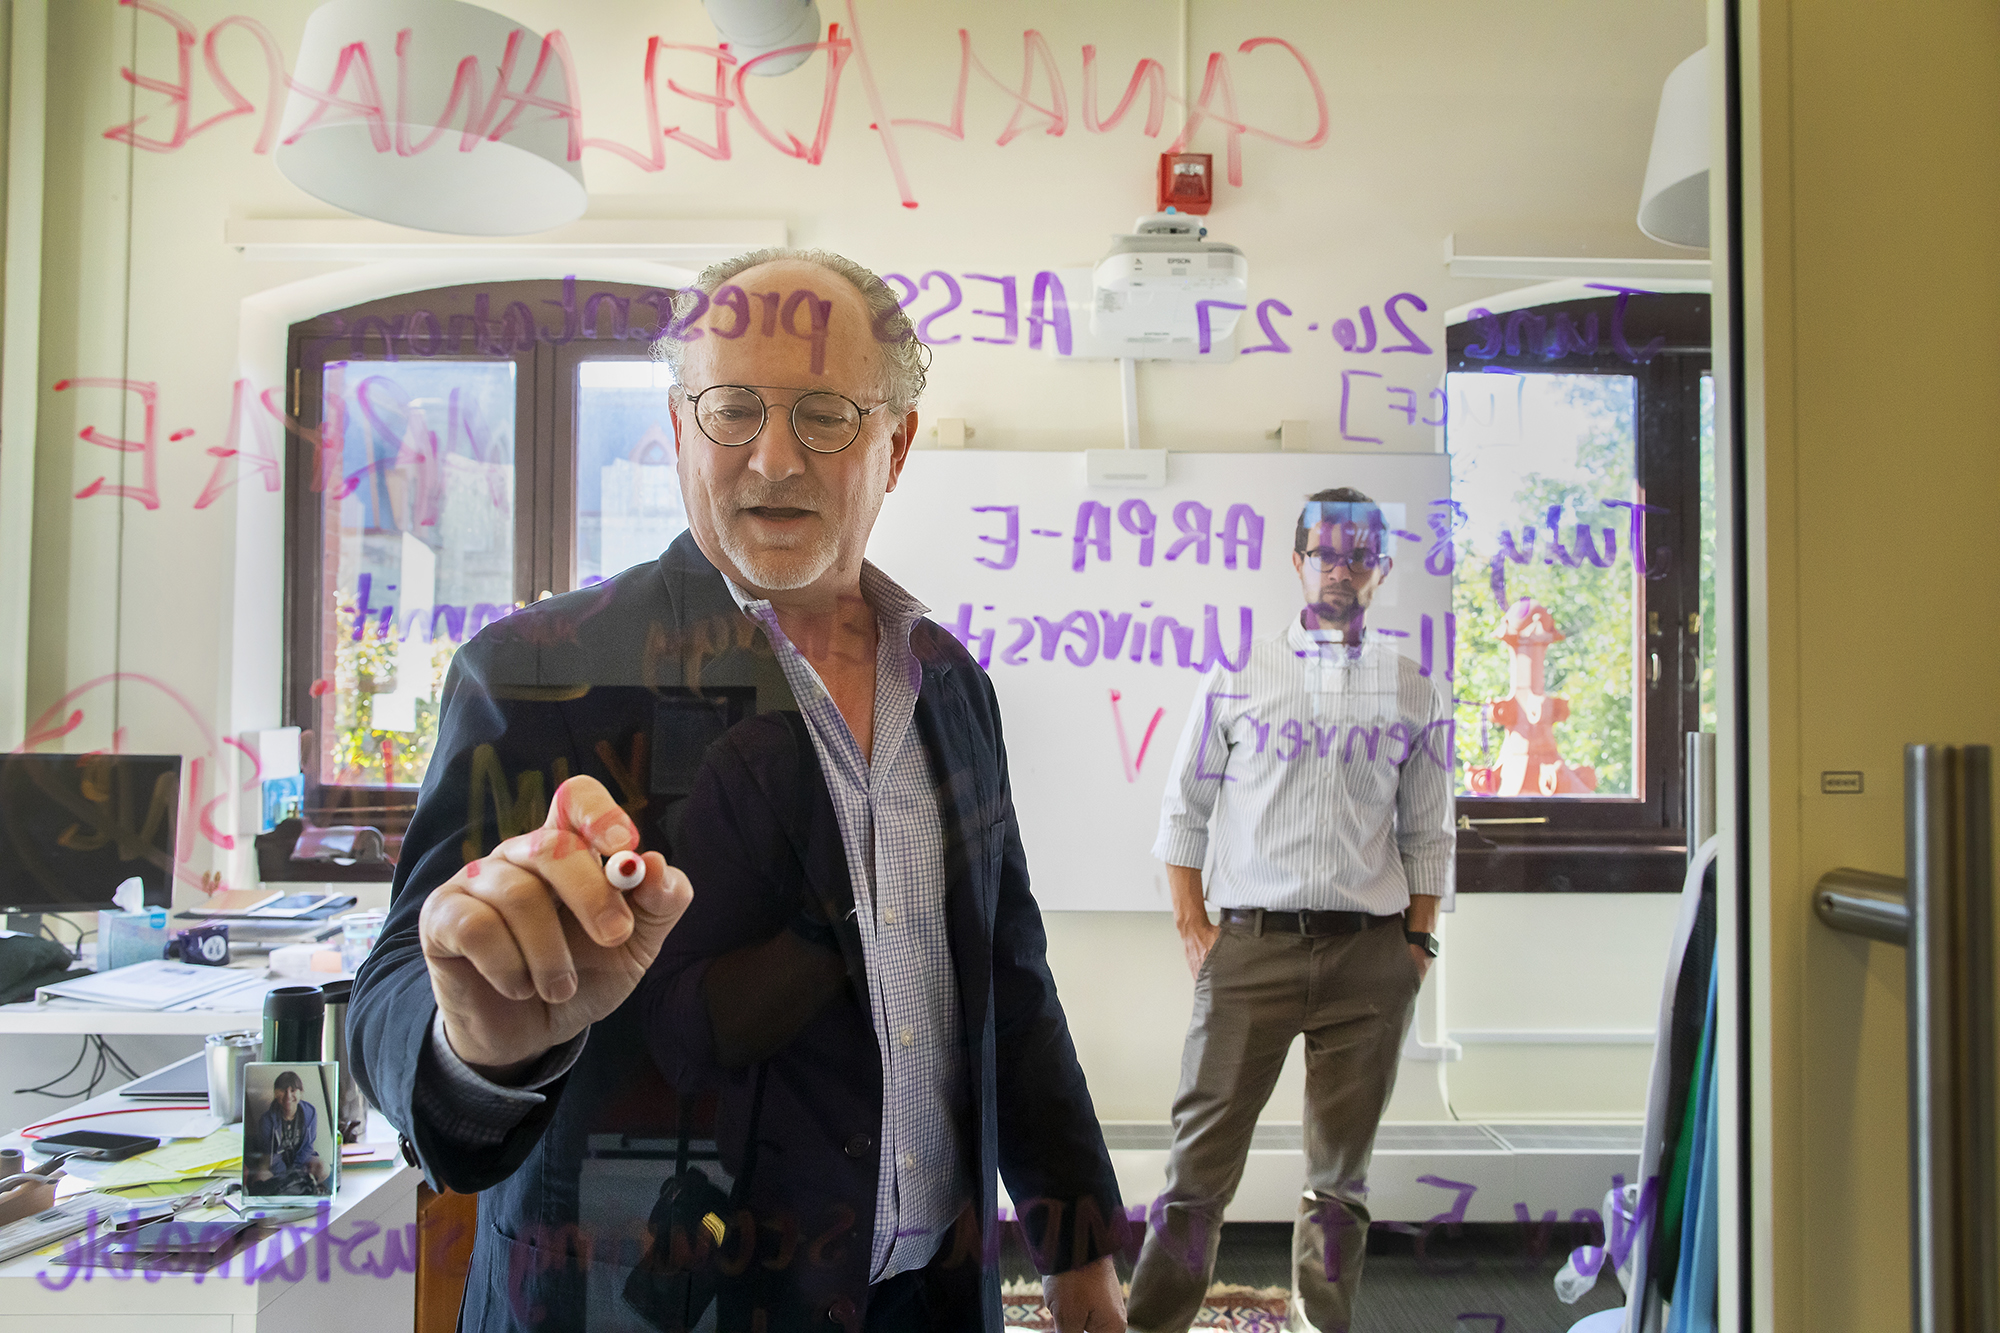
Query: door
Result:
<box><xmin>1740</xmin><ymin>0</ymin><xmax>2000</xmax><ymax>1327</ymax></box>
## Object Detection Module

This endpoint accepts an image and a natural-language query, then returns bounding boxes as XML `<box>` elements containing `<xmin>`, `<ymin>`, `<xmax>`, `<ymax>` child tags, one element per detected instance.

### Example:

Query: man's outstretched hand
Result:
<box><xmin>419</xmin><ymin>775</ymin><xmax>692</xmax><ymax>1080</ymax></box>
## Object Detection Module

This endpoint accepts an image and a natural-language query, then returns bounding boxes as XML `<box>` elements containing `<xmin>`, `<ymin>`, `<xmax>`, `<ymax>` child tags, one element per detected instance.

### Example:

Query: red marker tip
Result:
<box><xmin>606</xmin><ymin>850</ymin><xmax>645</xmax><ymax>891</ymax></box>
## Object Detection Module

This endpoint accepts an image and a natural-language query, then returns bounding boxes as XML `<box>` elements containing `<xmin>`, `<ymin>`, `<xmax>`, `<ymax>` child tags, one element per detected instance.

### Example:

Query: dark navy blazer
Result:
<box><xmin>349</xmin><ymin>533</ymin><xmax>1124</xmax><ymax>1332</ymax></box>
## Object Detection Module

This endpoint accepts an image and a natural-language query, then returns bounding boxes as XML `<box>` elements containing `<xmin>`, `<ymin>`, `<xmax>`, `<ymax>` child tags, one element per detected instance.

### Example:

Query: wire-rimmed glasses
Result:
<box><xmin>687</xmin><ymin>384</ymin><xmax>882</xmax><ymax>455</ymax></box>
<box><xmin>1299</xmin><ymin>545</ymin><xmax>1389</xmax><ymax>573</ymax></box>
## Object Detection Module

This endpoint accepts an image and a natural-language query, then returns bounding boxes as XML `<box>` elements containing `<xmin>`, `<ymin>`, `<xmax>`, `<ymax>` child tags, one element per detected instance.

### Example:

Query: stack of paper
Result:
<box><xmin>145</xmin><ymin>1127</ymin><xmax>244</xmax><ymax>1176</ymax></box>
<box><xmin>80</xmin><ymin>1127</ymin><xmax>244</xmax><ymax>1192</ymax></box>
<box><xmin>173</xmin><ymin>971</ymin><xmax>300</xmax><ymax>1012</ymax></box>
<box><xmin>35</xmin><ymin>960</ymin><xmax>247</xmax><ymax>1011</ymax></box>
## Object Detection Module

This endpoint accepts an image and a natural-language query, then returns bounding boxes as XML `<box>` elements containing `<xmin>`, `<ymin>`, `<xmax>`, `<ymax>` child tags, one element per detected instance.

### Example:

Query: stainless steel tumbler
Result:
<box><xmin>204</xmin><ymin>1029</ymin><xmax>262</xmax><ymax>1124</ymax></box>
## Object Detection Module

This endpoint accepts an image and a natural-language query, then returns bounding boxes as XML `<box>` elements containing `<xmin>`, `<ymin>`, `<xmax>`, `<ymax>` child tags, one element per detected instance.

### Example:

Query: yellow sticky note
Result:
<box><xmin>147</xmin><ymin>1127</ymin><xmax>245</xmax><ymax>1175</ymax></box>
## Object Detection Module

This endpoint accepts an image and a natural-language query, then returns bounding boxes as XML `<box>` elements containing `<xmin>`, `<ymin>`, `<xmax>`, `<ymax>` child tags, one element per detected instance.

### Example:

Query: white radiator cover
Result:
<box><xmin>1007</xmin><ymin>1121</ymin><xmax>1645</xmax><ymax>1225</ymax></box>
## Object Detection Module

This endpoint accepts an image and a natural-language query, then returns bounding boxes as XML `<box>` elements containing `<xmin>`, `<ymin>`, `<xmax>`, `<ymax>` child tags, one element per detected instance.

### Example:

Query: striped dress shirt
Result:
<box><xmin>728</xmin><ymin>564</ymin><xmax>971</xmax><ymax>1282</ymax></box>
<box><xmin>1155</xmin><ymin>620</ymin><xmax>1457</xmax><ymax>913</ymax></box>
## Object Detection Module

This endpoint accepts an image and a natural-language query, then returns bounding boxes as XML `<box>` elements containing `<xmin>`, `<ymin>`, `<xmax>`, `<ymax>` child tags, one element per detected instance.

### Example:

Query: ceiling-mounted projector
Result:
<box><xmin>1040</xmin><ymin>212</ymin><xmax>1249</xmax><ymax>361</ymax></box>
<box><xmin>1070</xmin><ymin>213</ymin><xmax>1249</xmax><ymax>360</ymax></box>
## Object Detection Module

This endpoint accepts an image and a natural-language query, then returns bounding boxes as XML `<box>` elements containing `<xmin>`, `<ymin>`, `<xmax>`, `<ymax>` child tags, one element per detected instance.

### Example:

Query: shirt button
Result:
<box><xmin>899</xmin><ymin>1026</ymin><xmax>914</xmax><ymax>1047</ymax></box>
<box><xmin>902</xmin><ymin>1152</ymin><xmax>916</xmax><ymax>1169</ymax></box>
<box><xmin>843</xmin><ymin>1134</ymin><xmax>873</xmax><ymax>1158</ymax></box>
<box><xmin>883</xmin><ymin>907</ymin><xmax>899</xmax><ymax>924</ymax></box>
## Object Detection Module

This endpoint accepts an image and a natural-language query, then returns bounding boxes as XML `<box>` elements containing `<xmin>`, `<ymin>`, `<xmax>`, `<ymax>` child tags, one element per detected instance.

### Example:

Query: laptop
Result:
<box><xmin>117</xmin><ymin>1049</ymin><xmax>211</xmax><ymax>1101</ymax></box>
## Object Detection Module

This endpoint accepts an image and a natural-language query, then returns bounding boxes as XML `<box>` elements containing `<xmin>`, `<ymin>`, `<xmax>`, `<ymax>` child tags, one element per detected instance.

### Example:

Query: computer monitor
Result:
<box><xmin>0</xmin><ymin>753</ymin><xmax>179</xmax><ymax>913</ymax></box>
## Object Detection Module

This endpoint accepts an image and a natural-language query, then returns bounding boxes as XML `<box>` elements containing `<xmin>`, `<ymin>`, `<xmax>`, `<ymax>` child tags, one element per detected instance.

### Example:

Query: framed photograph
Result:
<box><xmin>241</xmin><ymin>1062</ymin><xmax>340</xmax><ymax>1201</ymax></box>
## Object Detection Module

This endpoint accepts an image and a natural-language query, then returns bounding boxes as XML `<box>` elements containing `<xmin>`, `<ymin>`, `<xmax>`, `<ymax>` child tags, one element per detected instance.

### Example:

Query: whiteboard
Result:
<box><xmin>867</xmin><ymin>451</ymin><xmax>1452</xmax><ymax>910</ymax></box>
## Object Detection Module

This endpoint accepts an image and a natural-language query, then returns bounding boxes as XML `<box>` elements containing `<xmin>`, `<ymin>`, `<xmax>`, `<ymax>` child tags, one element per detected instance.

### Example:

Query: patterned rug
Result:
<box><xmin>1000</xmin><ymin>1281</ymin><xmax>1292</xmax><ymax>1331</ymax></box>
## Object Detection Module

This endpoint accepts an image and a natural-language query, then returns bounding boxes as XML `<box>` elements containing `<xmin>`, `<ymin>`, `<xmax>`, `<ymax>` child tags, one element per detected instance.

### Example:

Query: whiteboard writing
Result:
<box><xmin>104</xmin><ymin>0</ymin><xmax>1331</xmax><ymax>209</ymax></box>
<box><xmin>55</xmin><ymin>375</ymin><xmax>286</xmax><ymax>512</ymax></box>
<box><xmin>1460</xmin><ymin>286</ymin><xmax>1667</xmax><ymax>364</ymax></box>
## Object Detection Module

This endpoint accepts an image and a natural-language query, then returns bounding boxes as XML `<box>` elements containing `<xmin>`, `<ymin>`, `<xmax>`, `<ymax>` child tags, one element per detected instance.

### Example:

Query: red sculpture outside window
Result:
<box><xmin>1467</xmin><ymin>599</ymin><xmax>1599</xmax><ymax>796</ymax></box>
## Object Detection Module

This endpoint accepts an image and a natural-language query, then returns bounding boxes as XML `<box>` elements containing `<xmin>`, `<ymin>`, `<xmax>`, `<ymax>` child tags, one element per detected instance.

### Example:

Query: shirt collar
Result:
<box><xmin>722</xmin><ymin>561</ymin><xmax>931</xmax><ymax>691</ymax></box>
<box><xmin>720</xmin><ymin>561</ymin><xmax>928</xmax><ymax>626</ymax></box>
<box><xmin>1286</xmin><ymin>617</ymin><xmax>1381</xmax><ymax>659</ymax></box>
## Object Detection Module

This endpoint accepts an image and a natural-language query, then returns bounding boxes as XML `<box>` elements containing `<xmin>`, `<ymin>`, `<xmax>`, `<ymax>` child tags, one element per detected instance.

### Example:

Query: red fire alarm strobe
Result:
<box><xmin>1157</xmin><ymin>152</ymin><xmax>1214</xmax><ymax>215</ymax></box>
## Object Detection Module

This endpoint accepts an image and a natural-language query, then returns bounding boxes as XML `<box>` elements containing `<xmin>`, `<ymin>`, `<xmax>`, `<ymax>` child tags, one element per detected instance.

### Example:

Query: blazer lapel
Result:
<box><xmin>653</xmin><ymin>532</ymin><xmax>796</xmax><ymax>711</ymax></box>
<box><xmin>765</xmin><ymin>710</ymin><xmax>871</xmax><ymax>1003</ymax></box>
<box><xmin>913</xmin><ymin>658</ymin><xmax>997</xmax><ymax>1038</ymax></box>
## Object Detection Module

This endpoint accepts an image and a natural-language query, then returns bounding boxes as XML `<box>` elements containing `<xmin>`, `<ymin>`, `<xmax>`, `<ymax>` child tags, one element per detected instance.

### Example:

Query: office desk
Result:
<box><xmin>0</xmin><ymin>1004</ymin><xmax>262</xmax><ymax>1037</ymax></box>
<box><xmin>0</xmin><ymin>960</ymin><xmax>341</xmax><ymax>1035</ymax></box>
<box><xmin>0</xmin><ymin>1092</ymin><xmax>422</xmax><ymax>1333</ymax></box>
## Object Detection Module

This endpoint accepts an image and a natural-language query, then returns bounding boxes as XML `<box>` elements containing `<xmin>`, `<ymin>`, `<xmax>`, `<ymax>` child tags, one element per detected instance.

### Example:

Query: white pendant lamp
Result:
<box><xmin>274</xmin><ymin>0</ymin><xmax>587</xmax><ymax>236</ymax></box>
<box><xmin>703</xmin><ymin>0</ymin><xmax>823</xmax><ymax>76</ymax></box>
<box><xmin>1637</xmin><ymin>47</ymin><xmax>1710</xmax><ymax>249</ymax></box>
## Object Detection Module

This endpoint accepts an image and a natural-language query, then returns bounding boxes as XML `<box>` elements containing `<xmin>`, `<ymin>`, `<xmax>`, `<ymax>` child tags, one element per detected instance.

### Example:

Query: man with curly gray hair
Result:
<box><xmin>353</xmin><ymin>247</ymin><xmax>1129</xmax><ymax>1333</ymax></box>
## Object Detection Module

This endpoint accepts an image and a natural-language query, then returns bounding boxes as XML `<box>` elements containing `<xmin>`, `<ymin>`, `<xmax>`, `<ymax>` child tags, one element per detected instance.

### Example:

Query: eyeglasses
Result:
<box><xmin>686</xmin><ymin>384</ymin><xmax>883</xmax><ymax>455</ymax></box>
<box><xmin>1300</xmin><ymin>546</ymin><xmax>1388</xmax><ymax>573</ymax></box>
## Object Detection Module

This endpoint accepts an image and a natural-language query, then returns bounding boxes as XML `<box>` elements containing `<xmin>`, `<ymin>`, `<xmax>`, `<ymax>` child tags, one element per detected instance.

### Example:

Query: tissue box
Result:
<box><xmin>96</xmin><ymin>909</ymin><xmax>169</xmax><ymax>971</ymax></box>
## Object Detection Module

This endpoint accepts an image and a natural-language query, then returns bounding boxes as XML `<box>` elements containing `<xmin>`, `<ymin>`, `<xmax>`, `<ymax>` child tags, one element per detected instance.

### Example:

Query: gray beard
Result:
<box><xmin>719</xmin><ymin>525</ymin><xmax>838</xmax><ymax>591</ymax></box>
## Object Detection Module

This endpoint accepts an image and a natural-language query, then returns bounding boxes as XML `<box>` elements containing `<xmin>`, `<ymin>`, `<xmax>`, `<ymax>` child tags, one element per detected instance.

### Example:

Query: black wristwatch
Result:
<box><xmin>1404</xmin><ymin>931</ymin><xmax>1440</xmax><ymax>958</ymax></box>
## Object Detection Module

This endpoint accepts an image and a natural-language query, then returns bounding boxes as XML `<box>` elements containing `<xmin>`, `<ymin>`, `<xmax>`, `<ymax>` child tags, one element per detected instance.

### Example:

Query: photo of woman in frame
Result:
<box><xmin>242</xmin><ymin>1063</ymin><xmax>339</xmax><ymax>1198</ymax></box>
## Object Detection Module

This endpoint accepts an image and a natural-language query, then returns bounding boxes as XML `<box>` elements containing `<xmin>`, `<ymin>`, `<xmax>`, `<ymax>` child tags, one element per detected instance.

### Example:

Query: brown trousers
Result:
<box><xmin>1126</xmin><ymin>915</ymin><xmax>1421</xmax><ymax>1333</ymax></box>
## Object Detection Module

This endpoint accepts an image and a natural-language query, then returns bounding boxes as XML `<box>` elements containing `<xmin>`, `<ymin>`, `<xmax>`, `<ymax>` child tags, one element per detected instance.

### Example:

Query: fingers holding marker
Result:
<box><xmin>422</xmin><ymin>877</ymin><xmax>540</xmax><ymax>1002</ymax></box>
<box><xmin>547</xmin><ymin>774</ymin><xmax>638</xmax><ymax>856</ymax></box>
<box><xmin>491</xmin><ymin>823</ymin><xmax>688</xmax><ymax>953</ymax></box>
<box><xmin>636</xmin><ymin>854</ymin><xmax>691</xmax><ymax>920</ymax></box>
<box><xmin>496</xmin><ymin>825</ymin><xmax>634</xmax><ymax>948</ymax></box>
<box><xmin>622</xmin><ymin>853</ymin><xmax>694</xmax><ymax>960</ymax></box>
<box><xmin>457</xmin><ymin>866</ymin><xmax>579</xmax><ymax>1004</ymax></box>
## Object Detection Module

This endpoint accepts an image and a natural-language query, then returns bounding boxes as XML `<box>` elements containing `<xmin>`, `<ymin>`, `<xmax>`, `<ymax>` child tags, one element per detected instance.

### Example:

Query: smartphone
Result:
<box><xmin>29</xmin><ymin>1130</ymin><xmax>160</xmax><ymax>1161</ymax></box>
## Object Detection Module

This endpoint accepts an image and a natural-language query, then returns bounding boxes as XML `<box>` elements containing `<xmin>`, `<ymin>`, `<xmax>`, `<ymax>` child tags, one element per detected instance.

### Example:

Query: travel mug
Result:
<box><xmin>204</xmin><ymin>1030</ymin><xmax>262</xmax><ymax>1124</ymax></box>
<box><xmin>262</xmin><ymin>985</ymin><xmax>325</xmax><ymax>1063</ymax></box>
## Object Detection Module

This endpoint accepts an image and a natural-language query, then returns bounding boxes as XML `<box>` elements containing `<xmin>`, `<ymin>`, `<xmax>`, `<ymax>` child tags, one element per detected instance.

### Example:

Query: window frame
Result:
<box><xmin>281</xmin><ymin>279</ymin><xmax>674</xmax><ymax>865</ymax></box>
<box><xmin>1444</xmin><ymin>291</ymin><xmax>1712</xmax><ymax>892</ymax></box>
<box><xmin>556</xmin><ymin>341</ymin><xmax>680</xmax><ymax>594</ymax></box>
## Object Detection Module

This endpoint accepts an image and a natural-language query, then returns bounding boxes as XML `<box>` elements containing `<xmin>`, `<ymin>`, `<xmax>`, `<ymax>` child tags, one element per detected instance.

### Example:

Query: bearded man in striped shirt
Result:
<box><xmin>1125</xmin><ymin>487</ymin><xmax>1456</xmax><ymax>1333</ymax></box>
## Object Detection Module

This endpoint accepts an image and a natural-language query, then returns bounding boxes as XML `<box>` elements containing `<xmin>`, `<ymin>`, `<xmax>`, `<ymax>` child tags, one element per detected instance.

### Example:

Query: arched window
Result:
<box><xmin>281</xmin><ymin>279</ymin><xmax>688</xmax><ymax>864</ymax></box>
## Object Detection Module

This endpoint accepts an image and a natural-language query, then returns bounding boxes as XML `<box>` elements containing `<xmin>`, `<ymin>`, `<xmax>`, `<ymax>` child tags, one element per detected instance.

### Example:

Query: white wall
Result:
<box><xmin>1045</xmin><ymin>893</ymin><xmax>1683</xmax><ymax>1124</ymax></box>
<box><xmin>0</xmin><ymin>1034</ymin><xmax>204</xmax><ymax>1144</ymax></box>
<box><xmin>8</xmin><ymin>0</ymin><xmax>1703</xmax><ymax>1120</ymax></box>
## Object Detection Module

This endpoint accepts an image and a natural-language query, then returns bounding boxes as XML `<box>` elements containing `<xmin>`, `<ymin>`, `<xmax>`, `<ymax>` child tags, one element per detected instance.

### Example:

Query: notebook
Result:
<box><xmin>35</xmin><ymin>960</ymin><xmax>245</xmax><ymax>1011</ymax></box>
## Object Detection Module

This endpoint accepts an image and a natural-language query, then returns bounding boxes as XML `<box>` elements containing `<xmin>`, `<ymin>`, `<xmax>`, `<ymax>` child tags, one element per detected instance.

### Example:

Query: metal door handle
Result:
<box><xmin>1814</xmin><ymin>867</ymin><xmax>1910</xmax><ymax>944</ymax></box>
<box><xmin>1814</xmin><ymin>745</ymin><xmax>1998</xmax><ymax>1333</ymax></box>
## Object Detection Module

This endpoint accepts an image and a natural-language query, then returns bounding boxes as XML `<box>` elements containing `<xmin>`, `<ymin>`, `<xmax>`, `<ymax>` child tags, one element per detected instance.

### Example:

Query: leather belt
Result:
<box><xmin>1219</xmin><ymin>907</ymin><xmax>1399</xmax><ymax>936</ymax></box>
